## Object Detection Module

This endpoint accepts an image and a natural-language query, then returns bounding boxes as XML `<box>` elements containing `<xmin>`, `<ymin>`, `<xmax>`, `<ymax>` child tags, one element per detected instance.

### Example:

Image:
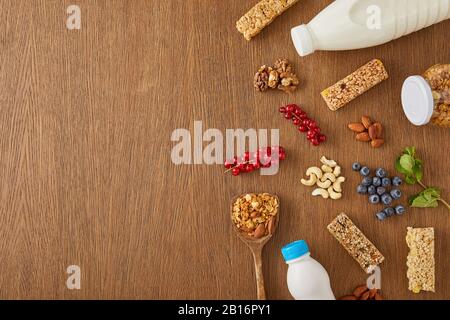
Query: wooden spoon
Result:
<box><xmin>231</xmin><ymin>194</ymin><xmax>280</xmax><ymax>300</ymax></box>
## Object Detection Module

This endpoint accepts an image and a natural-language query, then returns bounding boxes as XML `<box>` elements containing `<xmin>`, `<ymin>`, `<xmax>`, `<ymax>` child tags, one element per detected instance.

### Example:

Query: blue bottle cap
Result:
<box><xmin>281</xmin><ymin>240</ymin><xmax>310</xmax><ymax>262</ymax></box>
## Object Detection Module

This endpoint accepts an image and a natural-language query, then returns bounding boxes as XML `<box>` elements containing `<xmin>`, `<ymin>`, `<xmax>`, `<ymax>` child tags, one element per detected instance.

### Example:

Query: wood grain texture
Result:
<box><xmin>0</xmin><ymin>0</ymin><xmax>448</xmax><ymax>299</ymax></box>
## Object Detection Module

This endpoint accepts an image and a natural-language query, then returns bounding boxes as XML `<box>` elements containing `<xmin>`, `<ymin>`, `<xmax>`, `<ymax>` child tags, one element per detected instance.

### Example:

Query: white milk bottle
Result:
<box><xmin>291</xmin><ymin>0</ymin><xmax>450</xmax><ymax>56</ymax></box>
<box><xmin>281</xmin><ymin>240</ymin><xmax>335</xmax><ymax>300</ymax></box>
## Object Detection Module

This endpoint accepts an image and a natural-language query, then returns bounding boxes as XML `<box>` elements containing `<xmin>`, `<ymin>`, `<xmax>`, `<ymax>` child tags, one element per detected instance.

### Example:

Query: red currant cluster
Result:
<box><xmin>224</xmin><ymin>146</ymin><xmax>286</xmax><ymax>176</ymax></box>
<box><xmin>279</xmin><ymin>104</ymin><xmax>326</xmax><ymax>146</ymax></box>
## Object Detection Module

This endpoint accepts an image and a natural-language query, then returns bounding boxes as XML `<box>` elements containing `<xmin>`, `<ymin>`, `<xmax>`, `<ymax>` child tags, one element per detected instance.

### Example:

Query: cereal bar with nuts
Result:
<box><xmin>232</xmin><ymin>193</ymin><xmax>279</xmax><ymax>239</ymax></box>
<box><xmin>406</xmin><ymin>227</ymin><xmax>435</xmax><ymax>293</ymax></box>
<box><xmin>236</xmin><ymin>0</ymin><xmax>300</xmax><ymax>41</ymax></box>
<box><xmin>321</xmin><ymin>59</ymin><xmax>389</xmax><ymax>111</ymax></box>
<box><xmin>327</xmin><ymin>213</ymin><xmax>385</xmax><ymax>272</ymax></box>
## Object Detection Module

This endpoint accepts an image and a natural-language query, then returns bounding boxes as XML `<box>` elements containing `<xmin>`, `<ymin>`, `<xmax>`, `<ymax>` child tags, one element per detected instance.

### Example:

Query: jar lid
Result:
<box><xmin>401</xmin><ymin>76</ymin><xmax>434</xmax><ymax>126</ymax></box>
<box><xmin>281</xmin><ymin>240</ymin><xmax>309</xmax><ymax>262</ymax></box>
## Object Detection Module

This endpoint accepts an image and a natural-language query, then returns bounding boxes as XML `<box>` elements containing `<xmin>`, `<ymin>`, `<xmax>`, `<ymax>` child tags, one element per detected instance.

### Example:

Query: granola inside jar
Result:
<box><xmin>401</xmin><ymin>64</ymin><xmax>450</xmax><ymax>127</ymax></box>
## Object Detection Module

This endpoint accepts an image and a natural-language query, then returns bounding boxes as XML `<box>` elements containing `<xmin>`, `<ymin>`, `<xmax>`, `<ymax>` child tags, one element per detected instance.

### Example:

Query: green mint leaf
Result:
<box><xmin>409</xmin><ymin>193</ymin><xmax>439</xmax><ymax>208</ymax></box>
<box><xmin>405</xmin><ymin>146</ymin><xmax>416</xmax><ymax>157</ymax></box>
<box><xmin>422</xmin><ymin>187</ymin><xmax>440</xmax><ymax>200</ymax></box>
<box><xmin>413</xmin><ymin>162</ymin><xmax>423</xmax><ymax>182</ymax></box>
<box><xmin>405</xmin><ymin>175</ymin><xmax>417</xmax><ymax>185</ymax></box>
<box><xmin>399</xmin><ymin>154</ymin><xmax>415</xmax><ymax>173</ymax></box>
<box><xmin>395</xmin><ymin>158</ymin><xmax>410</xmax><ymax>175</ymax></box>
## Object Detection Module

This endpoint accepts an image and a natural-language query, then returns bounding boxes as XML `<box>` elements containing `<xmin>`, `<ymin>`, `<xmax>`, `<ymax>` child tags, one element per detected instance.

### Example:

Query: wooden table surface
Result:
<box><xmin>0</xmin><ymin>0</ymin><xmax>448</xmax><ymax>300</ymax></box>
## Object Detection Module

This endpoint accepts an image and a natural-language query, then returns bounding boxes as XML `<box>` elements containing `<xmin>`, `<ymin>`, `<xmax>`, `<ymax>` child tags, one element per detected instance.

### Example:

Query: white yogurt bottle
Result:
<box><xmin>291</xmin><ymin>0</ymin><xmax>450</xmax><ymax>57</ymax></box>
<box><xmin>281</xmin><ymin>240</ymin><xmax>335</xmax><ymax>300</ymax></box>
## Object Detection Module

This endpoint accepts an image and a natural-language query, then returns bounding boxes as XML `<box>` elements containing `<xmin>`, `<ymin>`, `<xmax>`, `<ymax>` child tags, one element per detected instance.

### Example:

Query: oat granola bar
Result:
<box><xmin>327</xmin><ymin>213</ymin><xmax>385</xmax><ymax>272</ymax></box>
<box><xmin>406</xmin><ymin>227</ymin><xmax>435</xmax><ymax>293</ymax></box>
<box><xmin>236</xmin><ymin>0</ymin><xmax>300</xmax><ymax>41</ymax></box>
<box><xmin>321</xmin><ymin>59</ymin><xmax>389</xmax><ymax>111</ymax></box>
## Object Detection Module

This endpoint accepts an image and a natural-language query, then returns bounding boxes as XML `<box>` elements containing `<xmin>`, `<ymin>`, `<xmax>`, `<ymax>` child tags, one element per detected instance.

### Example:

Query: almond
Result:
<box><xmin>348</xmin><ymin>123</ymin><xmax>366</xmax><ymax>133</ymax></box>
<box><xmin>362</xmin><ymin>116</ymin><xmax>372</xmax><ymax>129</ymax></box>
<box><xmin>339</xmin><ymin>295</ymin><xmax>358</xmax><ymax>300</ymax></box>
<box><xmin>359</xmin><ymin>291</ymin><xmax>370</xmax><ymax>300</ymax></box>
<box><xmin>253</xmin><ymin>223</ymin><xmax>266</xmax><ymax>238</ymax></box>
<box><xmin>250</xmin><ymin>211</ymin><xmax>260</xmax><ymax>218</ymax></box>
<box><xmin>374</xmin><ymin>292</ymin><xmax>383</xmax><ymax>300</ymax></box>
<box><xmin>353</xmin><ymin>285</ymin><xmax>368</xmax><ymax>298</ymax></box>
<box><xmin>369</xmin><ymin>288</ymin><xmax>378</xmax><ymax>299</ymax></box>
<box><xmin>356</xmin><ymin>132</ymin><xmax>371</xmax><ymax>142</ymax></box>
<box><xmin>368</xmin><ymin>125</ymin><xmax>378</xmax><ymax>140</ymax></box>
<box><xmin>373</xmin><ymin>122</ymin><xmax>383</xmax><ymax>137</ymax></box>
<box><xmin>371</xmin><ymin>139</ymin><xmax>384</xmax><ymax>148</ymax></box>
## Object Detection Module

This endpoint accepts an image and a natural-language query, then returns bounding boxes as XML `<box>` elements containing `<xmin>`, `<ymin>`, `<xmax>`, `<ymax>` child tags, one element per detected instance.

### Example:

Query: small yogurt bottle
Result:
<box><xmin>402</xmin><ymin>64</ymin><xmax>450</xmax><ymax>127</ymax></box>
<box><xmin>281</xmin><ymin>240</ymin><xmax>335</xmax><ymax>300</ymax></box>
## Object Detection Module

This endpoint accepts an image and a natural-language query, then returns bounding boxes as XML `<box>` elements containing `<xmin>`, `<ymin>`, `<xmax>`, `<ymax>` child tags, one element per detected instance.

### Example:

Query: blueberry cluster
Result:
<box><xmin>352</xmin><ymin>163</ymin><xmax>406</xmax><ymax>221</ymax></box>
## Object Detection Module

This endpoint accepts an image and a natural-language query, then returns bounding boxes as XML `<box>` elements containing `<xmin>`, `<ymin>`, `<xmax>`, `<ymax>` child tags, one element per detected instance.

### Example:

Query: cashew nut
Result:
<box><xmin>316</xmin><ymin>179</ymin><xmax>332</xmax><ymax>189</ymax></box>
<box><xmin>301</xmin><ymin>174</ymin><xmax>317</xmax><ymax>186</ymax></box>
<box><xmin>333</xmin><ymin>165</ymin><xmax>341</xmax><ymax>177</ymax></box>
<box><xmin>306</xmin><ymin>167</ymin><xmax>323</xmax><ymax>180</ymax></box>
<box><xmin>333</xmin><ymin>176</ymin><xmax>346</xmax><ymax>192</ymax></box>
<box><xmin>312</xmin><ymin>188</ymin><xmax>329</xmax><ymax>199</ymax></box>
<box><xmin>321</xmin><ymin>172</ymin><xmax>337</xmax><ymax>182</ymax></box>
<box><xmin>328</xmin><ymin>186</ymin><xmax>342</xmax><ymax>200</ymax></box>
<box><xmin>320</xmin><ymin>156</ymin><xmax>337</xmax><ymax>168</ymax></box>
<box><xmin>321</xmin><ymin>165</ymin><xmax>333</xmax><ymax>173</ymax></box>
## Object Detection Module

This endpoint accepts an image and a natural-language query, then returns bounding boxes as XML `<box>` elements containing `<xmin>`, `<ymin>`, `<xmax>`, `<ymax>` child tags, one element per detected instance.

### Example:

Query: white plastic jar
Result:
<box><xmin>281</xmin><ymin>240</ymin><xmax>335</xmax><ymax>300</ymax></box>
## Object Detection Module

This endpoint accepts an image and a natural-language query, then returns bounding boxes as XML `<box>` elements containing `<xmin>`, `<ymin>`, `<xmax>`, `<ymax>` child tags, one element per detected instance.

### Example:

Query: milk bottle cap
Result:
<box><xmin>401</xmin><ymin>76</ymin><xmax>434</xmax><ymax>126</ymax></box>
<box><xmin>281</xmin><ymin>240</ymin><xmax>310</xmax><ymax>262</ymax></box>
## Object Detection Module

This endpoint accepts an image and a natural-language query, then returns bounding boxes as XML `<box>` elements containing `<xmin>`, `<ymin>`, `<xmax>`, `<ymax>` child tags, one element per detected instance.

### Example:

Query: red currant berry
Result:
<box><xmin>243</xmin><ymin>151</ymin><xmax>250</xmax><ymax>161</ymax></box>
<box><xmin>279</xmin><ymin>151</ymin><xmax>286</xmax><ymax>160</ymax></box>
<box><xmin>293</xmin><ymin>108</ymin><xmax>302</xmax><ymax>116</ymax></box>
<box><xmin>319</xmin><ymin>134</ymin><xmax>327</xmax><ymax>142</ymax></box>
<box><xmin>299</xmin><ymin>112</ymin><xmax>307</xmax><ymax>120</ymax></box>
<box><xmin>311</xmin><ymin>138</ymin><xmax>320</xmax><ymax>146</ymax></box>
<box><xmin>279</xmin><ymin>106</ymin><xmax>286</xmax><ymax>113</ymax></box>
<box><xmin>232</xmin><ymin>156</ymin><xmax>239</xmax><ymax>165</ymax></box>
<box><xmin>298</xmin><ymin>125</ymin><xmax>308</xmax><ymax>132</ymax></box>
<box><xmin>313</xmin><ymin>127</ymin><xmax>321</xmax><ymax>134</ymax></box>
<box><xmin>284</xmin><ymin>112</ymin><xmax>293</xmax><ymax>119</ymax></box>
<box><xmin>293</xmin><ymin>118</ymin><xmax>301</xmax><ymax>126</ymax></box>
<box><xmin>286</xmin><ymin>105</ymin><xmax>295</xmax><ymax>113</ymax></box>
<box><xmin>245</xmin><ymin>164</ymin><xmax>255</xmax><ymax>173</ymax></box>
<box><xmin>308</xmin><ymin>120</ymin><xmax>317</xmax><ymax>128</ymax></box>
<box><xmin>224</xmin><ymin>160</ymin><xmax>234</xmax><ymax>169</ymax></box>
<box><xmin>302</xmin><ymin>119</ymin><xmax>310</xmax><ymax>126</ymax></box>
<box><xmin>232</xmin><ymin>168</ymin><xmax>240</xmax><ymax>176</ymax></box>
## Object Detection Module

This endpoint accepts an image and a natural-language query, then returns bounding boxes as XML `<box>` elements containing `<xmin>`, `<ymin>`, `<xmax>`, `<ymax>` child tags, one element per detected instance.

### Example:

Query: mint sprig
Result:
<box><xmin>396</xmin><ymin>147</ymin><xmax>449</xmax><ymax>210</ymax></box>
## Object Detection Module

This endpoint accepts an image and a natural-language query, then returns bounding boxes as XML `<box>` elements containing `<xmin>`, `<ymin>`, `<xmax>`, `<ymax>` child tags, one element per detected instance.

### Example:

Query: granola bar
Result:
<box><xmin>321</xmin><ymin>59</ymin><xmax>389</xmax><ymax>111</ymax></box>
<box><xmin>236</xmin><ymin>0</ymin><xmax>300</xmax><ymax>41</ymax></box>
<box><xmin>406</xmin><ymin>227</ymin><xmax>435</xmax><ymax>293</ymax></box>
<box><xmin>327</xmin><ymin>213</ymin><xmax>385</xmax><ymax>272</ymax></box>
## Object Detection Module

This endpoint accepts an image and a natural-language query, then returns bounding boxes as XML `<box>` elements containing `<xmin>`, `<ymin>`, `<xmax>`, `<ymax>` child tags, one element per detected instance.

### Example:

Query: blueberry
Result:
<box><xmin>372</xmin><ymin>177</ymin><xmax>381</xmax><ymax>187</ymax></box>
<box><xmin>390</xmin><ymin>189</ymin><xmax>402</xmax><ymax>200</ymax></box>
<box><xmin>376</xmin><ymin>211</ymin><xmax>387</xmax><ymax>221</ymax></box>
<box><xmin>376</xmin><ymin>187</ymin><xmax>386</xmax><ymax>196</ymax></box>
<box><xmin>360</xmin><ymin>167</ymin><xmax>370</xmax><ymax>176</ymax></box>
<box><xmin>381</xmin><ymin>193</ymin><xmax>393</xmax><ymax>205</ymax></box>
<box><xmin>352</xmin><ymin>162</ymin><xmax>362</xmax><ymax>171</ymax></box>
<box><xmin>384</xmin><ymin>207</ymin><xmax>395</xmax><ymax>217</ymax></box>
<box><xmin>381</xmin><ymin>177</ymin><xmax>391</xmax><ymax>187</ymax></box>
<box><xmin>369</xmin><ymin>194</ymin><xmax>380</xmax><ymax>204</ymax></box>
<box><xmin>368</xmin><ymin>185</ymin><xmax>376</xmax><ymax>195</ymax></box>
<box><xmin>362</xmin><ymin>177</ymin><xmax>373</xmax><ymax>186</ymax></box>
<box><xmin>357</xmin><ymin>185</ymin><xmax>368</xmax><ymax>194</ymax></box>
<box><xmin>375</xmin><ymin>168</ymin><xmax>387</xmax><ymax>178</ymax></box>
<box><xmin>392</xmin><ymin>176</ymin><xmax>403</xmax><ymax>186</ymax></box>
<box><xmin>395</xmin><ymin>205</ymin><xmax>406</xmax><ymax>215</ymax></box>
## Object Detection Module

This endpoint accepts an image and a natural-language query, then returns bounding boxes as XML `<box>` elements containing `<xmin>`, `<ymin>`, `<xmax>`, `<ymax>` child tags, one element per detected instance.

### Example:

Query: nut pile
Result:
<box><xmin>254</xmin><ymin>59</ymin><xmax>299</xmax><ymax>93</ymax></box>
<box><xmin>301</xmin><ymin>156</ymin><xmax>345</xmax><ymax>200</ymax></box>
<box><xmin>352</xmin><ymin>163</ymin><xmax>406</xmax><ymax>220</ymax></box>
<box><xmin>348</xmin><ymin>116</ymin><xmax>384</xmax><ymax>148</ymax></box>
<box><xmin>232</xmin><ymin>193</ymin><xmax>279</xmax><ymax>238</ymax></box>
<box><xmin>338</xmin><ymin>285</ymin><xmax>383</xmax><ymax>300</ymax></box>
